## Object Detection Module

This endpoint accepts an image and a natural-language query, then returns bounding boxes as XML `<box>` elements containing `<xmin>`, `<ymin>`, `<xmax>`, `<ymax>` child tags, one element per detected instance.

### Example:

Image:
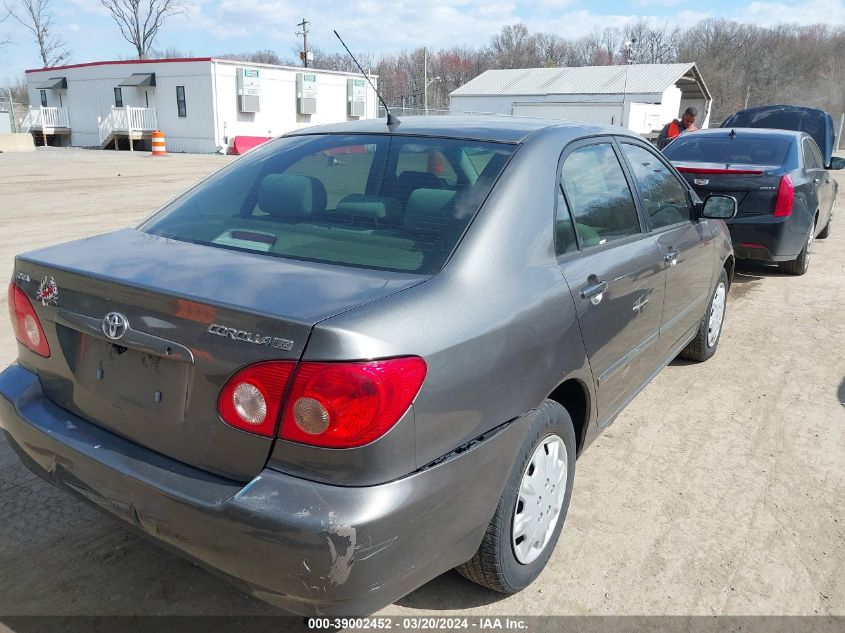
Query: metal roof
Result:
<box><xmin>450</xmin><ymin>63</ymin><xmax>708</xmax><ymax>98</ymax></box>
<box><xmin>33</xmin><ymin>76</ymin><xmax>67</xmax><ymax>90</ymax></box>
<box><xmin>119</xmin><ymin>72</ymin><xmax>156</xmax><ymax>87</ymax></box>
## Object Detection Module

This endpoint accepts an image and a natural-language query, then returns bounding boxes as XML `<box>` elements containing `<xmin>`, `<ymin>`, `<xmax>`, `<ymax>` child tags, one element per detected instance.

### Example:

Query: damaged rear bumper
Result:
<box><xmin>0</xmin><ymin>364</ymin><xmax>527</xmax><ymax>615</ymax></box>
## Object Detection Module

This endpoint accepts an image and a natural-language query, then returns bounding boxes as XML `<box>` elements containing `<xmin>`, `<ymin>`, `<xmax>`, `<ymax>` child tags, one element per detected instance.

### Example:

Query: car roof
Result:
<box><xmin>285</xmin><ymin>115</ymin><xmax>639</xmax><ymax>144</ymax></box>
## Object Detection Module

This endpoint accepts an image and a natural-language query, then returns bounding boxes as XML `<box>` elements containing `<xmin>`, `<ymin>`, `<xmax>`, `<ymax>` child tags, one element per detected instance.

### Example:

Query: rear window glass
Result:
<box><xmin>664</xmin><ymin>135</ymin><xmax>792</xmax><ymax>166</ymax></box>
<box><xmin>722</xmin><ymin>109</ymin><xmax>828</xmax><ymax>158</ymax></box>
<box><xmin>141</xmin><ymin>134</ymin><xmax>515</xmax><ymax>274</ymax></box>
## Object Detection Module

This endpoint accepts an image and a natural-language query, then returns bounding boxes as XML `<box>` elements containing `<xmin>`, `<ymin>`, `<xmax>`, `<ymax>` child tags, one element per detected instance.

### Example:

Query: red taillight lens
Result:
<box><xmin>7</xmin><ymin>281</ymin><xmax>50</xmax><ymax>357</ymax></box>
<box><xmin>279</xmin><ymin>357</ymin><xmax>427</xmax><ymax>448</ymax></box>
<box><xmin>773</xmin><ymin>175</ymin><xmax>794</xmax><ymax>217</ymax></box>
<box><xmin>218</xmin><ymin>361</ymin><xmax>296</xmax><ymax>436</ymax></box>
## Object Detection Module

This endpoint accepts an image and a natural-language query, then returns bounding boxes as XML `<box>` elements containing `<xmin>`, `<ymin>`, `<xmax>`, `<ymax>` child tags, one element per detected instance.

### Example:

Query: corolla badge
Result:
<box><xmin>102</xmin><ymin>312</ymin><xmax>130</xmax><ymax>340</ymax></box>
<box><xmin>207</xmin><ymin>324</ymin><xmax>294</xmax><ymax>351</ymax></box>
<box><xmin>37</xmin><ymin>276</ymin><xmax>59</xmax><ymax>306</ymax></box>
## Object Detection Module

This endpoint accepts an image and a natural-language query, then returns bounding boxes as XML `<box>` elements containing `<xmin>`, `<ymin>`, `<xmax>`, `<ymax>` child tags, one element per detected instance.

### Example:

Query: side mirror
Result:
<box><xmin>829</xmin><ymin>156</ymin><xmax>845</xmax><ymax>170</ymax></box>
<box><xmin>701</xmin><ymin>195</ymin><xmax>737</xmax><ymax>220</ymax></box>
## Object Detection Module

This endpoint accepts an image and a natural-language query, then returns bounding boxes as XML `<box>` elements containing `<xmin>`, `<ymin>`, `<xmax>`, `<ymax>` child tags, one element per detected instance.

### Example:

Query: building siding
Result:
<box><xmin>26</xmin><ymin>59</ymin><xmax>378</xmax><ymax>153</ymax></box>
<box><xmin>211</xmin><ymin>60</ymin><xmax>378</xmax><ymax>146</ymax></box>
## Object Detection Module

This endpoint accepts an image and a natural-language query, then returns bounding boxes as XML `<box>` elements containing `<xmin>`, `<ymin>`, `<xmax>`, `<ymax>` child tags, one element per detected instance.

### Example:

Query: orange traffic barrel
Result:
<box><xmin>151</xmin><ymin>130</ymin><xmax>167</xmax><ymax>156</ymax></box>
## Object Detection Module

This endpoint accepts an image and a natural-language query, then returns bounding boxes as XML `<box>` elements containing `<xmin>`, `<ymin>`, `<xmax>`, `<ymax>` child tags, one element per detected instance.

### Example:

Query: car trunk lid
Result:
<box><xmin>14</xmin><ymin>229</ymin><xmax>427</xmax><ymax>481</ymax></box>
<box><xmin>674</xmin><ymin>161</ymin><xmax>786</xmax><ymax>217</ymax></box>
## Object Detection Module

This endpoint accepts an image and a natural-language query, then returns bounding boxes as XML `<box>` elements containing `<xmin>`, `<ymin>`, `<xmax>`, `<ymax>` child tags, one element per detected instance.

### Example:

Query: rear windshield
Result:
<box><xmin>722</xmin><ymin>109</ymin><xmax>828</xmax><ymax>158</ymax></box>
<box><xmin>141</xmin><ymin>134</ymin><xmax>515</xmax><ymax>274</ymax></box>
<box><xmin>664</xmin><ymin>135</ymin><xmax>792</xmax><ymax>166</ymax></box>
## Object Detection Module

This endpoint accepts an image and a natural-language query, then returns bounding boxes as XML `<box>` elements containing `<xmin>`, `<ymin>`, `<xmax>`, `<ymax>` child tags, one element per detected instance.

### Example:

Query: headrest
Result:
<box><xmin>404</xmin><ymin>188</ymin><xmax>457</xmax><ymax>234</ymax></box>
<box><xmin>258</xmin><ymin>174</ymin><xmax>327</xmax><ymax>217</ymax></box>
<box><xmin>336</xmin><ymin>194</ymin><xmax>400</xmax><ymax>222</ymax></box>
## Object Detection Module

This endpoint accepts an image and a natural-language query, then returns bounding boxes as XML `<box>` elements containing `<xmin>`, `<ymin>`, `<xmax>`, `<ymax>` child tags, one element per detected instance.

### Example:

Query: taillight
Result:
<box><xmin>7</xmin><ymin>281</ymin><xmax>50</xmax><ymax>357</ymax></box>
<box><xmin>773</xmin><ymin>174</ymin><xmax>794</xmax><ymax>217</ymax></box>
<box><xmin>218</xmin><ymin>361</ymin><xmax>296</xmax><ymax>436</ymax></box>
<box><xmin>279</xmin><ymin>357</ymin><xmax>427</xmax><ymax>448</ymax></box>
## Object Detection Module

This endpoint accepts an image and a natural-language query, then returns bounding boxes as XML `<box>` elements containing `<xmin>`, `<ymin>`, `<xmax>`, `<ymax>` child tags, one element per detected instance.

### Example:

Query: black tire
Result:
<box><xmin>680</xmin><ymin>268</ymin><xmax>728</xmax><ymax>362</ymax></box>
<box><xmin>455</xmin><ymin>400</ymin><xmax>576</xmax><ymax>593</ymax></box>
<box><xmin>777</xmin><ymin>226</ymin><xmax>813</xmax><ymax>275</ymax></box>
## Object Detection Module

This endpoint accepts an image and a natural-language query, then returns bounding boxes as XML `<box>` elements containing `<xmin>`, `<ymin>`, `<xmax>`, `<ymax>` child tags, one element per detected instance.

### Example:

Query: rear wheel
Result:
<box><xmin>680</xmin><ymin>268</ymin><xmax>728</xmax><ymax>362</ymax></box>
<box><xmin>778</xmin><ymin>225</ymin><xmax>814</xmax><ymax>275</ymax></box>
<box><xmin>455</xmin><ymin>400</ymin><xmax>576</xmax><ymax>593</ymax></box>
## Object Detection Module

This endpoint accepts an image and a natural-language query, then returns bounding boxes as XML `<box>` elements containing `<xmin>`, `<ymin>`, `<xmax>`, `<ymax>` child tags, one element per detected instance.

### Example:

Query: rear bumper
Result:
<box><xmin>0</xmin><ymin>364</ymin><xmax>526</xmax><ymax>615</ymax></box>
<box><xmin>726</xmin><ymin>215</ymin><xmax>810</xmax><ymax>262</ymax></box>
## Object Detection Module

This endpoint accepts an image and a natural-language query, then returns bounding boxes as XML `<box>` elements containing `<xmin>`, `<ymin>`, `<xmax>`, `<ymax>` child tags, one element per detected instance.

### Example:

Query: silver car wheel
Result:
<box><xmin>512</xmin><ymin>434</ymin><xmax>567</xmax><ymax>565</ymax></box>
<box><xmin>707</xmin><ymin>282</ymin><xmax>726</xmax><ymax>348</ymax></box>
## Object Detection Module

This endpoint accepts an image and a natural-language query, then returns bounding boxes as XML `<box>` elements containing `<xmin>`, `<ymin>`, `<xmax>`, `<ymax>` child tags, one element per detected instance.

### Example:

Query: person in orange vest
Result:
<box><xmin>657</xmin><ymin>107</ymin><xmax>699</xmax><ymax>149</ymax></box>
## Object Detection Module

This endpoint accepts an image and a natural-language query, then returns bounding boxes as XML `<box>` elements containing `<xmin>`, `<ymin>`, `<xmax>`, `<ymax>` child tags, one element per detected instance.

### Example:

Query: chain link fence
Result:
<box><xmin>0</xmin><ymin>94</ymin><xmax>28</xmax><ymax>134</ymax></box>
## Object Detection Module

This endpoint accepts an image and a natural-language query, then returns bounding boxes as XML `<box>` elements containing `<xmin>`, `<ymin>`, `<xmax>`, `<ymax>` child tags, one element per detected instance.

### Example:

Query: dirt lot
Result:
<box><xmin>0</xmin><ymin>149</ymin><xmax>843</xmax><ymax>618</ymax></box>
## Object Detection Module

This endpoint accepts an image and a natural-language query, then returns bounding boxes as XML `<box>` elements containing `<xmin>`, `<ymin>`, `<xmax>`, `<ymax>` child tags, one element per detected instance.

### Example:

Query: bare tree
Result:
<box><xmin>490</xmin><ymin>24</ymin><xmax>542</xmax><ymax>68</ymax></box>
<box><xmin>1</xmin><ymin>8</ymin><xmax>12</xmax><ymax>52</ymax></box>
<box><xmin>148</xmin><ymin>44</ymin><xmax>193</xmax><ymax>59</ymax></box>
<box><xmin>5</xmin><ymin>0</ymin><xmax>70</xmax><ymax>67</ymax></box>
<box><xmin>99</xmin><ymin>0</ymin><xmax>183</xmax><ymax>60</ymax></box>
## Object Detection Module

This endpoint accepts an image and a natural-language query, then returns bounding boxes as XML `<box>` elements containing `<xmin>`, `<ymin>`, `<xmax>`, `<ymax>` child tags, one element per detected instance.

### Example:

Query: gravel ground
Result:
<box><xmin>0</xmin><ymin>148</ymin><xmax>842</xmax><ymax>619</ymax></box>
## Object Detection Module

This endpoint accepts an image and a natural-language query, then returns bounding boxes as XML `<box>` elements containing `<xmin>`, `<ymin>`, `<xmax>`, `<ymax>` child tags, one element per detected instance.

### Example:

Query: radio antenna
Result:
<box><xmin>334</xmin><ymin>30</ymin><xmax>400</xmax><ymax>132</ymax></box>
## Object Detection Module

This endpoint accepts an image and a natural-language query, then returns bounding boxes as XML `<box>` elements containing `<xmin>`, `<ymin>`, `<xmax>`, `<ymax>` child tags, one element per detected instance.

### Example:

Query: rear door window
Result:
<box><xmin>621</xmin><ymin>142</ymin><xmax>691</xmax><ymax>229</ymax></box>
<box><xmin>560</xmin><ymin>143</ymin><xmax>642</xmax><ymax>247</ymax></box>
<box><xmin>554</xmin><ymin>186</ymin><xmax>578</xmax><ymax>255</ymax></box>
<box><xmin>142</xmin><ymin>134</ymin><xmax>515</xmax><ymax>274</ymax></box>
<box><xmin>803</xmin><ymin>138</ymin><xmax>823</xmax><ymax>170</ymax></box>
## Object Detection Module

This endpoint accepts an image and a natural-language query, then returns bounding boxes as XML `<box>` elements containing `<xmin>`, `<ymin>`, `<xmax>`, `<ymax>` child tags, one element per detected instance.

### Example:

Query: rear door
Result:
<box><xmin>618</xmin><ymin>140</ymin><xmax>713</xmax><ymax>355</ymax></box>
<box><xmin>556</xmin><ymin>138</ymin><xmax>666</xmax><ymax>425</ymax></box>
<box><xmin>803</xmin><ymin>137</ymin><xmax>833</xmax><ymax>229</ymax></box>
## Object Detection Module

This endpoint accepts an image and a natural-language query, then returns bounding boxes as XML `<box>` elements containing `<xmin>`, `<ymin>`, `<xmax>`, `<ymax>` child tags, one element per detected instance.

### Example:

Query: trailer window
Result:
<box><xmin>114</xmin><ymin>87</ymin><xmax>123</xmax><ymax>108</ymax></box>
<box><xmin>176</xmin><ymin>86</ymin><xmax>187</xmax><ymax>118</ymax></box>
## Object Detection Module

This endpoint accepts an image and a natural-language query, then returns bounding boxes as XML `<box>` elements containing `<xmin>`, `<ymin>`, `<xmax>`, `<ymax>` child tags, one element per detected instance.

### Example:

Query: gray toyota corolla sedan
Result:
<box><xmin>0</xmin><ymin>117</ymin><xmax>736</xmax><ymax>615</ymax></box>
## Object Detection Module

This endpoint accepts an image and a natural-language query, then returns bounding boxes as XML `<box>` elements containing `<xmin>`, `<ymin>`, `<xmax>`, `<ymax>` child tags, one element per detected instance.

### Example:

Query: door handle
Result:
<box><xmin>664</xmin><ymin>250</ymin><xmax>679</xmax><ymax>267</ymax></box>
<box><xmin>812</xmin><ymin>178</ymin><xmax>820</xmax><ymax>184</ymax></box>
<box><xmin>580</xmin><ymin>280</ymin><xmax>608</xmax><ymax>305</ymax></box>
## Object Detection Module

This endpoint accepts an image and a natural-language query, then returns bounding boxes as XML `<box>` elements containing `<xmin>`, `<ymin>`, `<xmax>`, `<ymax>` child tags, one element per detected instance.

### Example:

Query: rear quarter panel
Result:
<box><xmin>282</xmin><ymin>129</ymin><xmax>595</xmax><ymax>475</ymax></box>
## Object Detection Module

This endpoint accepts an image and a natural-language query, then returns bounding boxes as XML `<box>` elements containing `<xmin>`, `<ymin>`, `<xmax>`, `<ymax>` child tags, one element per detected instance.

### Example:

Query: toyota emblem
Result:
<box><xmin>102</xmin><ymin>312</ymin><xmax>129</xmax><ymax>340</ymax></box>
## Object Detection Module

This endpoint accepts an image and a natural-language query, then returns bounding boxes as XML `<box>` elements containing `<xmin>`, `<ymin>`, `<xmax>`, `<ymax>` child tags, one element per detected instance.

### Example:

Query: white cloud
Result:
<box><xmin>187</xmin><ymin>0</ymin><xmax>523</xmax><ymax>52</ymax></box>
<box><xmin>631</xmin><ymin>0</ymin><xmax>684</xmax><ymax>7</ymax></box>
<box><xmin>732</xmin><ymin>0</ymin><xmax>845</xmax><ymax>25</ymax></box>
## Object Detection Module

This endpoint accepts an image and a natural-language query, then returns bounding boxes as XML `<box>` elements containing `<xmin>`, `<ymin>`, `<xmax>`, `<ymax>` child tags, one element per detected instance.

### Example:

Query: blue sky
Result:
<box><xmin>2</xmin><ymin>0</ymin><xmax>843</xmax><ymax>83</ymax></box>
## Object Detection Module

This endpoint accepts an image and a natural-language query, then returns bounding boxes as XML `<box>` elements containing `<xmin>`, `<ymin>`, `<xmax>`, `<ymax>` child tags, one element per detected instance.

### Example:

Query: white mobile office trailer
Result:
<box><xmin>450</xmin><ymin>63</ymin><xmax>711</xmax><ymax>135</ymax></box>
<box><xmin>24</xmin><ymin>58</ymin><xmax>379</xmax><ymax>153</ymax></box>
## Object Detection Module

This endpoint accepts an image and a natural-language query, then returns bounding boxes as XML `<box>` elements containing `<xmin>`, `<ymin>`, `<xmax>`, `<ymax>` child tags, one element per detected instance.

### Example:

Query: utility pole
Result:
<box><xmin>423</xmin><ymin>47</ymin><xmax>428</xmax><ymax>115</ymax></box>
<box><xmin>296</xmin><ymin>17</ymin><xmax>310</xmax><ymax>68</ymax></box>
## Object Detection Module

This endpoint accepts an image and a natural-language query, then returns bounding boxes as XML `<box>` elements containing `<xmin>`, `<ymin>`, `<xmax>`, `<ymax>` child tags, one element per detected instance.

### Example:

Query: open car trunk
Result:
<box><xmin>13</xmin><ymin>229</ymin><xmax>426</xmax><ymax>481</ymax></box>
